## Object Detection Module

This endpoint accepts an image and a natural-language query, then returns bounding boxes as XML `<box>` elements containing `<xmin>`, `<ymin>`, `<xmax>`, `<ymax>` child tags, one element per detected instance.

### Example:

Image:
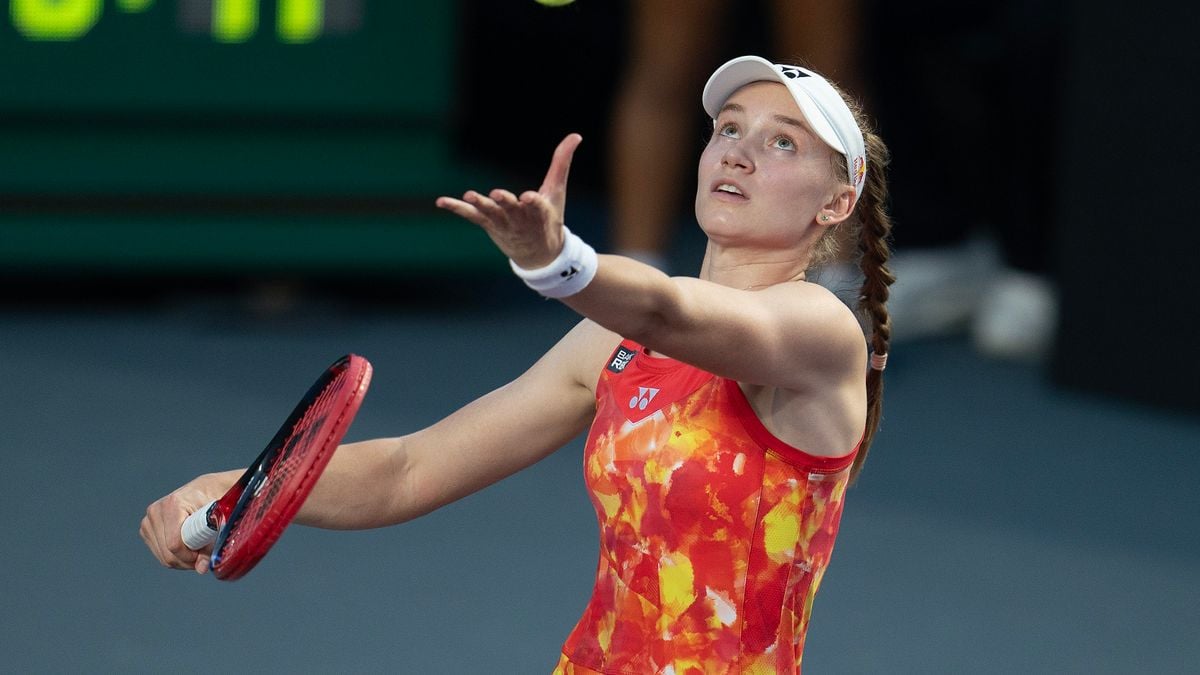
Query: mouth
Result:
<box><xmin>711</xmin><ymin>181</ymin><xmax>747</xmax><ymax>200</ymax></box>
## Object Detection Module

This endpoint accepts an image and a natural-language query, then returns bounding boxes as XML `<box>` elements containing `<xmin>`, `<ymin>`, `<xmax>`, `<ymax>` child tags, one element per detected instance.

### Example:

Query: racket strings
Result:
<box><xmin>217</xmin><ymin>366</ymin><xmax>356</xmax><ymax>569</ymax></box>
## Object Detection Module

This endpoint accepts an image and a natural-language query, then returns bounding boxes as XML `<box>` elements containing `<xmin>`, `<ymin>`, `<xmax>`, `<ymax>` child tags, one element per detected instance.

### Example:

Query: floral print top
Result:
<box><xmin>554</xmin><ymin>341</ymin><xmax>859</xmax><ymax>674</ymax></box>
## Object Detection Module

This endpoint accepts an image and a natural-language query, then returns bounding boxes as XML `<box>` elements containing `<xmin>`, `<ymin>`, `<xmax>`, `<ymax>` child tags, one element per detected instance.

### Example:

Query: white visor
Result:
<box><xmin>702</xmin><ymin>55</ymin><xmax>867</xmax><ymax>198</ymax></box>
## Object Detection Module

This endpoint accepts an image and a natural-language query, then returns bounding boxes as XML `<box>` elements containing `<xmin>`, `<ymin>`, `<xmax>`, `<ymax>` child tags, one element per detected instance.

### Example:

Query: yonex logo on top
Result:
<box><xmin>629</xmin><ymin>387</ymin><xmax>660</xmax><ymax>411</ymax></box>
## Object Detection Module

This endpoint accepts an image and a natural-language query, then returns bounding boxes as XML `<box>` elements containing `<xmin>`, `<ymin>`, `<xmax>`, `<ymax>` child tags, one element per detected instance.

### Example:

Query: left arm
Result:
<box><xmin>561</xmin><ymin>255</ymin><xmax>862</xmax><ymax>391</ymax></box>
<box><xmin>436</xmin><ymin>134</ymin><xmax>865</xmax><ymax>392</ymax></box>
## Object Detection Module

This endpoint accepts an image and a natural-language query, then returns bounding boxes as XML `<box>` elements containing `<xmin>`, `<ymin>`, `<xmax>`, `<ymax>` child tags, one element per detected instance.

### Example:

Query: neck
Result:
<box><xmin>698</xmin><ymin>242</ymin><xmax>811</xmax><ymax>290</ymax></box>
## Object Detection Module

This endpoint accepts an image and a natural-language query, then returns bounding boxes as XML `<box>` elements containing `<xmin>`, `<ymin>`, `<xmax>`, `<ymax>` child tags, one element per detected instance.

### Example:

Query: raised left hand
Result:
<box><xmin>436</xmin><ymin>133</ymin><xmax>582</xmax><ymax>269</ymax></box>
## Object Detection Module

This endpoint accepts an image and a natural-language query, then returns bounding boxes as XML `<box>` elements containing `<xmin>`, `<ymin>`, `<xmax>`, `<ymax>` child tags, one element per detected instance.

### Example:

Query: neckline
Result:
<box><xmin>635</xmin><ymin>346</ymin><xmax>684</xmax><ymax>373</ymax></box>
<box><xmin>617</xmin><ymin>340</ymin><xmax>859</xmax><ymax>472</ymax></box>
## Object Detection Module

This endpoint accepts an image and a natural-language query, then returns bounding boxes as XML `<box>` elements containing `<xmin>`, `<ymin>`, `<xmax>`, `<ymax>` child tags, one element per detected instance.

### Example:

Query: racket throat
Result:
<box><xmin>203</xmin><ymin>500</ymin><xmax>221</xmax><ymax>530</ymax></box>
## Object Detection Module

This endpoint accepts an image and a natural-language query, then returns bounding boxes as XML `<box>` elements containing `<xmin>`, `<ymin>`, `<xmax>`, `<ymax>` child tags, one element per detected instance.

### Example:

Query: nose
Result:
<box><xmin>721</xmin><ymin>139</ymin><xmax>753</xmax><ymax>172</ymax></box>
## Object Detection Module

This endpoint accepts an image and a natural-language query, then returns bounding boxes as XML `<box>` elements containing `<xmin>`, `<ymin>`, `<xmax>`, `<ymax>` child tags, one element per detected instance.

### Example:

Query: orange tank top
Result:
<box><xmin>553</xmin><ymin>341</ymin><xmax>858</xmax><ymax>674</ymax></box>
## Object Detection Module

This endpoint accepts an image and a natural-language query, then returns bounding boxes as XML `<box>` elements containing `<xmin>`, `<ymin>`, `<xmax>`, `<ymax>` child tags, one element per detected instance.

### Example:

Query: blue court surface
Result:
<box><xmin>1</xmin><ymin>290</ymin><xmax>1197</xmax><ymax>673</ymax></box>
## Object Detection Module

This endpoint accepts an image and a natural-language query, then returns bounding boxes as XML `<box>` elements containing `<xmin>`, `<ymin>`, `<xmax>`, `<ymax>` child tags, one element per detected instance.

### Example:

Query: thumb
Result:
<box><xmin>195</xmin><ymin>552</ymin><xmax>211</xmax><ymax>575</ymax></box>
<box><xmin>539</xmin><ymin>133</ymin><xmax>583</xmax><ymax>197</ymax></box>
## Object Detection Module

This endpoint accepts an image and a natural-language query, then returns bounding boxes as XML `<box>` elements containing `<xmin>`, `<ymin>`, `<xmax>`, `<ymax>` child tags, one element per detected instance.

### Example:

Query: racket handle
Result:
<box><xmin>181</xmin><ymin>500</ymin><xmax>218</xmax><ymax>550</ymax></box>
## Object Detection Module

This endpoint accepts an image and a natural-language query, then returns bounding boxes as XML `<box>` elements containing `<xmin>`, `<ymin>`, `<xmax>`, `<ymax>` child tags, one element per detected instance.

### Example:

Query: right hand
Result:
<box><xmin>140</xmin><ymin>473</ymin><xmax>231</xmax><ymax>574</ymax></box>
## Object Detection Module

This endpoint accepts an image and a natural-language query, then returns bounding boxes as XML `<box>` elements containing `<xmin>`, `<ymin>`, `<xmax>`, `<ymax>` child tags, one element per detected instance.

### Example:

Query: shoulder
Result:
<box><xmin>495</xmin><ymin>320</ymin><xmax>621</xmax><ymax>427</ymax></box>
<box><xmin>763</xmin><ymin>280</ymin><xmax>867</xmax><ymax>382</ymax></box>
<box><xmin>739</xmin><ymin>284</ymin><xmax>868</xmax><ymax>455</ymax></box>
<box><xmin>765</xmin><ymin>278</ymin><xmax>859</xmax><ymax>322</ymax></box>
<box><xmin>541</xmin><ymin>319</ymin><xmax>625</xmax><ymax>395</ymax></box>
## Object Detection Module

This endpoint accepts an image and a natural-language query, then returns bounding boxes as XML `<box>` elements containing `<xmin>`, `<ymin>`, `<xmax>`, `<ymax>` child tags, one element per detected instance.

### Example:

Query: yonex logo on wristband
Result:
<box><xmin>509</xmin><ymin>226</ymin><xmax>598</xmax><ymax>299</ymax></box>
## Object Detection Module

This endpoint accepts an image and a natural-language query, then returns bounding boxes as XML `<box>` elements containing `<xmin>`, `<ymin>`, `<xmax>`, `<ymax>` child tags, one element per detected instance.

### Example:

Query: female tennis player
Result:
<box><xmin>141</xmin><ymin>55</ymin><xmax>893</xmax><ymax>672</ymax></box>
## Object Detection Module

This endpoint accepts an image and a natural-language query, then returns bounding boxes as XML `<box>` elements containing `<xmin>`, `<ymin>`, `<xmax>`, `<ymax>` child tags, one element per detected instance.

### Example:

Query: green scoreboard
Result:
<box><xmin>0</xmin><ymin>1</ymin><xmax>500</xmax><ymax>274</ymax></box>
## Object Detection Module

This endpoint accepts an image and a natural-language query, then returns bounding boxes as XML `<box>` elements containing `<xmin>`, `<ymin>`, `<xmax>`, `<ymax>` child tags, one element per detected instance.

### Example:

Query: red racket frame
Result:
<box><xmin>202</xmin><ymin>354</ymin><xmax>372</xmax><ymax>580</ymax></box>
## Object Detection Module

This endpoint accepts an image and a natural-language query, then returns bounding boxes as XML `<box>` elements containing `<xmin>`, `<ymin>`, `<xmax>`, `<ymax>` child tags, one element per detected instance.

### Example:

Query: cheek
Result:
<box><xmin>763</xmin><ymin>163</ymin><xmax>833</xmax><ymax>207</ymax></box>
<box><xmin>758</xmin><ymin>171</ymin><xmax>805</xmax><ymax>206</ymax></box>
<box><xmin>695</xmin><ymin>147</ymin><xmax>720</xmax><ymax>198</ymax></box>
<box><xmin>697</xmin><ymin>143</ymin><xmax>721</xmax><ymax>175</ymax></box>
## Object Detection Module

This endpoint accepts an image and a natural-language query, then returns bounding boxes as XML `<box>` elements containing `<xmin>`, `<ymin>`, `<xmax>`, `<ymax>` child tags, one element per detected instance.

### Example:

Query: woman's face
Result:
<box><xmin>695</xmin><ymin>81</ymin><xmax>844</xmax><ymax>248</ymax></box>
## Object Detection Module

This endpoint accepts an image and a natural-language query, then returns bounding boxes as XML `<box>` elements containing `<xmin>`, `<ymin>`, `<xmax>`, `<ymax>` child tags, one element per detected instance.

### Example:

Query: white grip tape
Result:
<box><xmin>509</xmin><ymin>226</ymin><xmax>598</xmax><ymax>298</ymax></box>
<box><xmin>180</xmin><ymin>500</ymin><xmax>218</xmax><ymax>550</ymax></box>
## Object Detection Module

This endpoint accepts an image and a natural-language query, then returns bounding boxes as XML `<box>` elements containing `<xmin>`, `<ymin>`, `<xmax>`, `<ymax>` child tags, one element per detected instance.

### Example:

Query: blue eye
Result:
<box><xmin>773</xmin><ymin>136</ymin><xmax>796</xmax><ymax>151</ymax></box>
<box><xmin>718</xmin><ymin>123</ymin><xmax>739</xmax><ymax>138</ymax></box>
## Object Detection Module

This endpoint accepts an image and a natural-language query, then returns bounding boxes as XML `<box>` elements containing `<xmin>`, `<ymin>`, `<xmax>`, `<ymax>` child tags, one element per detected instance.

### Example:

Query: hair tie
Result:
<box><xmin>869</xmin><ymin>351</ymin><xmax>888</xmax><ymax>371</ymax></box>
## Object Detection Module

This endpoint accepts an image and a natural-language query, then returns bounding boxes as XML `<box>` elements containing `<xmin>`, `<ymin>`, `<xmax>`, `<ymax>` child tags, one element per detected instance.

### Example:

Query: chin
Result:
<box><xmin>695</xmin><ymin>216</ymin><xmax>738</xmax><ymax>244</ymax></box>
<box><xmin>696</xmin><ymin>203</ymin><xmax>741</xmax><ymax>232</ymax></box>
<box><xmin>696</xmin><ymin>206</ymin><xmax>754</xmax><ymax>236</ymax></box>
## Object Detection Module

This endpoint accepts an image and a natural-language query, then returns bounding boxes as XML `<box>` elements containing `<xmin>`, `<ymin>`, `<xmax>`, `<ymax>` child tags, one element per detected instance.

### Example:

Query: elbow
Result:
<box><xmin>621</xmin><ymin>281</ymin><xmax>691</xmax><ymax>347</ymax></box>
<box><xmin>385</xmin><ymin>437</ymin><xmax>422</xmax><ymax>526</ymax></box>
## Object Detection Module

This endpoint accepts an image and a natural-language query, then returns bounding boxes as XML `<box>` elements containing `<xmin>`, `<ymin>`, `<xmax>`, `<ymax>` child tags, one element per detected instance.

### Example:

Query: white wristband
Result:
<box><xmin>509</xmin><ymin>226</ymin><xmax>598</xmax><ymax>298</ymax></box>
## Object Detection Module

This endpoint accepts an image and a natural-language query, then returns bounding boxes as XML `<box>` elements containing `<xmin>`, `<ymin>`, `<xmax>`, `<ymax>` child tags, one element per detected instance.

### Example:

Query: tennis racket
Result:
<box><xmin>180</xmin><ymin>354</ymin><xmax>373</xmax><ymax>580</ymax></box>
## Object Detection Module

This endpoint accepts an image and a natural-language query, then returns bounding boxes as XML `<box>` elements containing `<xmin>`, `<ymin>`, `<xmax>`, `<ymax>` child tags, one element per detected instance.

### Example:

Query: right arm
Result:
<box><xmin>140</xmin><ymin>319</ymin><xmax>619</xmax><ymax>572</ymax></box>
<box><xmin>298</xmin><ymin>319</ymin><xmax>610</xmax><ymax>529</ymax></box>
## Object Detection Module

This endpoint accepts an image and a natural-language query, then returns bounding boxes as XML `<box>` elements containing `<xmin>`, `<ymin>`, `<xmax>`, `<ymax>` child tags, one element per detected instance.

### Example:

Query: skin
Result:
<box><xmin>611</xmin><ymin>0</ymin><xmax>864</xmax><ymax>257</ymax></box>
<box><xmin>140</xmin><ymin>81</ymin><xmax>867</xmax><ymax>575</ymax></box>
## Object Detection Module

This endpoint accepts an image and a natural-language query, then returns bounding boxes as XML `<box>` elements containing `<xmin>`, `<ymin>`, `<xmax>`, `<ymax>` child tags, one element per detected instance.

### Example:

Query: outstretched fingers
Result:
<box><xmin>489</xmin><ymin>188</ymin><xmax>520</xmax><ymax>207</ymax></box>
<box><xmin>539</xmin><ymin>133</ymin><xmax>583</xmax><ymax>197</ymax></box>
<box><xmin>434</xmin><ymin>135</ymin><xmax>582</xmax><ymax>266</ymax></box>
<box><xmin>488</xmin><ymin>189</ymin><xmax>528</xmax><ymax>225</ymax></box>
<box><xmin>437</xmin><ymin>133</ymin><xmax>581</xmax><ymax>227</ymax></box>
<box><xmin>436</xmin><ymin>191</ymin><xmax>503</xmax><ymax>230</ymax></box>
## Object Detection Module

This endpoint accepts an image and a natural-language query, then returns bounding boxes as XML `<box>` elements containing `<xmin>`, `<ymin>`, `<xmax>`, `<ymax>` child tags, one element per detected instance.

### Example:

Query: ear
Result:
<box><xmin>815</xmin><ymin>185</ymin><xmax>857</xmax><ymax>227</ymax></box>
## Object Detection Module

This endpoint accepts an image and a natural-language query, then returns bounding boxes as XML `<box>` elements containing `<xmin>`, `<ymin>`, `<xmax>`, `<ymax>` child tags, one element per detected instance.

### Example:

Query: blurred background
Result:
<box><xmin>2</xmin><ymin>0</ymin><xmax>1197</xmax><ymax>672</ymax></box>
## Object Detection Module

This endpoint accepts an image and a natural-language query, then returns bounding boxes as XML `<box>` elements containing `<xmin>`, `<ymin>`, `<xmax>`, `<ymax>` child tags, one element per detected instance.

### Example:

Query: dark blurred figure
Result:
<box><xmin>866</xmin><ymin>0</ymin><xmax>1066</xmax><ymax>360</ymax></box>
<box><xmin>1051</xmin><ymin>0</ymin><xmax>1200</xmax><ymax>412</ymax></box>
<box><xmin>454</xmin><ymin>1</ymin><xmax>626</xmax><ymax>198</ymax></box>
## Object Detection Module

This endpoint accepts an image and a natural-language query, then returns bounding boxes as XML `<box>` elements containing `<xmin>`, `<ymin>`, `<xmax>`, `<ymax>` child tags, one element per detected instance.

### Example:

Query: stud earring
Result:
<box><xmin>820</xmin><ymin>215</ymin><xmax>831</xmax><ymax>222</ymax></box>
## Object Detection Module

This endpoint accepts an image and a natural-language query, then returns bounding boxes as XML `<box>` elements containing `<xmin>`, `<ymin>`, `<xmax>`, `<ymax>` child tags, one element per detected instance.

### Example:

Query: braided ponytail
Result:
<box><xmin>817</xmin><ymin>80</ymin><xmax>895</xmax><ymax>481</ymax></box>
<box><xmin>851</xmin><ymin>130</ymin><xmax>894</xmax><ymax>481</ymax></box>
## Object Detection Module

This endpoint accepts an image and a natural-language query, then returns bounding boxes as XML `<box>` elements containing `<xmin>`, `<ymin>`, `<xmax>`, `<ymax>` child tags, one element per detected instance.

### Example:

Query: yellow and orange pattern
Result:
<box><xmin>554</xmin><ymin>342</ymin><xmax>856</xmax><ymax>674</ymax></box>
